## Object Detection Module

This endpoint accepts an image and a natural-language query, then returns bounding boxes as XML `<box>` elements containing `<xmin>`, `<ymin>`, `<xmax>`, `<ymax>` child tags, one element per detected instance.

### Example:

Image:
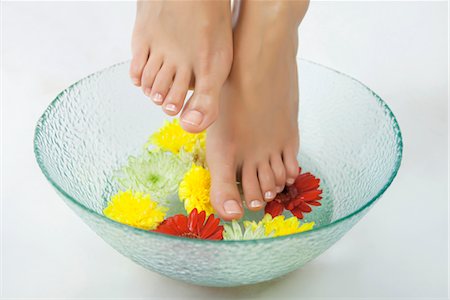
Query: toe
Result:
<box><xmin>242</xmin><ymin>163</ymin><xmax>265</xmax><ymax>211</ymax></box>
<box><xmin>129</xmin><ymin>45</ymin><xmax>149</xmax><ymax>86</ymax></box>
<box><xmin>163</xmin><ymin>67</ymin><xmax>191</xmax><ymax>116</ymax></box>
<box><xmin>179</xmin><ymin>78</ymin><xmax>220</xmax><ymax>133</ymax></box>
<box><xmin>207</xmin><ymin>137</ymin><xmax>243</xmax><ymax>221</ymax></box>
<box><xmin>270</xmin><ymin>154</ymin><xmax>286</xmax><ymax>193</ymax></box>
<box><xmin>141</xmin><ymin>54</ymin><xmax>163</xmax><ymax>98</ymax></box>
<box><xmin>257</xmin><ymin>163</ymin><xmax>277</xmax><ymax>202</ymax></box>
<box><xmin>150</xmin><ymin>64</ymin><xmax>176</xmax><ymax>105</ymax></box>
<box><xmin>283</xmin><ymin>149</ymin><xmax>300</xmax><ymax>185</ymax></box>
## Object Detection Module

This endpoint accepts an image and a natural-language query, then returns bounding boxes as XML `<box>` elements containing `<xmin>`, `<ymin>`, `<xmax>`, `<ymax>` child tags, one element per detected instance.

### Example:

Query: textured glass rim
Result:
<box><xmin>34</xmin><ymin>59</ymin><xmax>403</xmax><ymax>244</ymax></box>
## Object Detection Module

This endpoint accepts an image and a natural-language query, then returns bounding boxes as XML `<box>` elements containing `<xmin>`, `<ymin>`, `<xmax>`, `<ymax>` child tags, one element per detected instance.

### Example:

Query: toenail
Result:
<box><xmin>264</xmin><ymin>191</ymin><xmax>275</xmax><ymax>200</ymax></box>
<box><xmin>181</xmin><ymin>110</ymin><xmax>204</xmax><ymax>126</ymax></box>
<box><xmin>151</xmin><ymin>92</ymin><xmax>163</xmax><ymax>104</ymax></box>
<box><xmin>132</xmin><ymin>78</ymin><xmax>140</xmax><ymax>86</ymax></box>
<box><xmin>287</xmin><ymin>178</ymin><xmax>295</xmax><ymax>185</ymax></box>
<box><xmin>144</xmin><ymin>88</ymin><xmax>151</xmax><ymax>97</ymax></box>
<box><xmin>276</xmin><ymin>186</ymin><xmax>283</xmax><ymax>193</ymax></box>
<box><xmin>165</xmin><ymin>104</ymin><xmax>177</xmax><ymax>112</ymax></box>
<box><xmin>223</xmin><ymin>200</ymin><xmax>241</xmax><ymax>215</ymax></box>
<box><xmin>249</xmin><ymin>200</ymin><xmax>263</xmax><ymax>209</ymax></box>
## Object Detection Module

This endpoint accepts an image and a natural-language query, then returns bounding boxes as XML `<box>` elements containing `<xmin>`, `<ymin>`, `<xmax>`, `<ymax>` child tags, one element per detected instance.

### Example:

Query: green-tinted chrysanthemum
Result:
<box><xmin>223</xmin><ymin>220</ymin><xmax>274</xmax><ymax>240</ymax></box>
<box><xmin>115</xmin><ymin>150</ymin><xmax>191</xmax><ymax>205</ymax></box>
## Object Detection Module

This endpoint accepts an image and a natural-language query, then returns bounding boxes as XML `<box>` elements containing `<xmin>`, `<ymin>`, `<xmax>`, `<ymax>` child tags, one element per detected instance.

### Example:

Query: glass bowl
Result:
<box><xmin>34</xmin><ymin>60</ymin><xmax>402</xmax><ymax>287</ymax></box>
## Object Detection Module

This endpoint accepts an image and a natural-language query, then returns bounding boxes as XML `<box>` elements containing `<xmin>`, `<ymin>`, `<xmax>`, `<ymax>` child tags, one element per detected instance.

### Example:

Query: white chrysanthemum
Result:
<box><xmin>116</xmin><ymin>150</ymin><xmax>191</xmax><ymax>205</ymax></box>
<box><xmin>223</xmin><ymin>220</ymin><xmax>273</xmax><ymax>240</ymax></box>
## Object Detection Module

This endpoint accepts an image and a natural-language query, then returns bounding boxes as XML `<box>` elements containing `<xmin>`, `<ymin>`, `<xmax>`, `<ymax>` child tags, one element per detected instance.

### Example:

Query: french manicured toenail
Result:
<box><xmin>144</xmin><ymin>88</ymin><xmax>151</xmax><ymax>97</ymax></box>
<box><xmin>276</xmin><ymin>186</ymin><xmax>283</xmax><ymax>193</ymax></box>
<box><xmin>249</xmin><ymin>200</ymin><xmax>263</xmax><ymax>209</ymax></box>
<box><xmin>264</xmin><ymin>191</ymin><xmax>275</xmax><ymax>200</ymax></box>
<box><xmin>287</xmin><ymin>178</ymin><xmax>295</xmax><ymax>185</ymax></box>
<box><xmin>224</xmin><ymin>200</ymin><xmax>241</xmax><ymax>215</ymax></box>
<box><xmin>181</xmin><ymin>110</ymin><xmax>203</xmax><ymax>126</ymax></box>
<box><xmin>151</xmin><ymin>92</ymin><xmax>163</xmax><ymax>104</ymax></box>
<box><xmin>165</xmin><ymin>104</ymin><xmax>177</xmax><ymax>112</ymax></box>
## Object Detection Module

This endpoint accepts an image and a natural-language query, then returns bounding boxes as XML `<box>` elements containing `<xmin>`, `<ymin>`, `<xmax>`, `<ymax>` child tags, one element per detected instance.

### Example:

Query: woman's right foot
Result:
<box><xmin>130</xmin><ymin>1</ymin><xmax>233</xmax><ymax>133</ymax></box>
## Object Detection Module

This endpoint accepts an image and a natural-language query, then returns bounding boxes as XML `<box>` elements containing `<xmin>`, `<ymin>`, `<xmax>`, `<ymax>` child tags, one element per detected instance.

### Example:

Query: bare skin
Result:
<box><xmin>207</xmin><ymin>1</ymin><xmax>309</xmax><ymax>220</ymax></box>
<box><xmin>130</xmin><ymin>1</ymin><xmax>233</xmax><ymax>133</ymax></box>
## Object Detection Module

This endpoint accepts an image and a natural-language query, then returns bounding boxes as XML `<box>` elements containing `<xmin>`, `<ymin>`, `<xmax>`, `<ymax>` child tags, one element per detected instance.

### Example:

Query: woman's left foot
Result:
<box><xmin>206</xmin><ymin>1</ymin><xmax>309</xmax><ymax>220</ymax></box>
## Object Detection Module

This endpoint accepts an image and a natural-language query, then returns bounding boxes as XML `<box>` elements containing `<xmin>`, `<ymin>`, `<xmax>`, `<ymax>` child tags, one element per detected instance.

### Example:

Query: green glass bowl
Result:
<box><xmin>34</xmin><ymin>60</ymin><xmax>402</xmax><ymax>287</ymax></box>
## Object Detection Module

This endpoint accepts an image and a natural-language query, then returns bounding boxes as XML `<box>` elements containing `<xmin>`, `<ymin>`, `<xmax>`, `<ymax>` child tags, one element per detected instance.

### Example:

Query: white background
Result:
<box><xmin>1</xmin><ymin>1</ymin><xmax>448</xmax><ymax>299</ymax></box>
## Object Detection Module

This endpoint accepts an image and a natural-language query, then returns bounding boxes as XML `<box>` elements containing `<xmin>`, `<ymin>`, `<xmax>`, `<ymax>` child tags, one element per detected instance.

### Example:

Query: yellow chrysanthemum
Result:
<box><xmin>149</xmin><ymin>119</ymin><xmax>205</xmax><ymax>154</ymax></box>
<box><xmin>103</xmin><ymin>190</ymin><xmax>167</xmax><ymax>230</ymax></box>
<box><xmin>178</xmin><ymin>164</ymin><xmax>215</xmax><ymax>216</ymax></box>
<box><xmin>245</xmin><ymin>214</ymin><xmax>314</xmax><ymax>237</ymax></box>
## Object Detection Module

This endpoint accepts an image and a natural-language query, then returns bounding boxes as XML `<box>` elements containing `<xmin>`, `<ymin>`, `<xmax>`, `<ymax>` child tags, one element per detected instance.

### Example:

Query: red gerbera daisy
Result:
<box><xmin>153</xmin><ymin>208</ymin><xmax>224</xmax><ymax>240</ymax></box>
<box><xmin>265</xmin><ymin>168</ymin><xmax>322</xmax><ymax>219</ymax></box>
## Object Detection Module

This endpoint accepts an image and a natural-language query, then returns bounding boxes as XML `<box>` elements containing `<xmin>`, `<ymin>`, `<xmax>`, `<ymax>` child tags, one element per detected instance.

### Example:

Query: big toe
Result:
<box><xmin>210</xmin><ymin>179</ymin><xmax>243</xmax><ymax>221</ymax></box>
<box><xmin>207</xmin><ymin>137</ymin><xmax>243</xmax><ymax>221</ymax></box>
<box><xmin>180</xmin><ymin>79</ymin><xmax>220</xmax><ymax>133</ymax></box>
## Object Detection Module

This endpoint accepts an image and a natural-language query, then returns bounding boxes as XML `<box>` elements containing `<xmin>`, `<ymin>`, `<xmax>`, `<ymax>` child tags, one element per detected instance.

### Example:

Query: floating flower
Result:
<box><xmin>103</xmin><ymin>190</ymin><xmax>167</xmax><ymax>230</ymax></box>
<box><xmin>154</xmin><ymin>208</ymin><xmax>223</xmax><ymax>240</ymax></box>
<box><xmin>244</xmin><ymin>214</ymin><xmax>314</xmax><ymax>237</ymax></box>
<box><xmin>265</xmin><ymin>168</ymin><xmax>322</xmax><ymax>219</ymax></box>
<box><xmin>179</xmin><ymin>164</ymin><xmax>215</xmax><ymax>216</ymax></box>
<box><xmin>260</xmin><ymin>214</ymin><xmax>314</xmax><ymax>237</ymax></box>
<box><xmin>115</xmin><ymin>150</ymin><xmax>191</xmax><ymax>205</ymax></box>
<box><xmin>223</xmin><ymin>220</ymin><xmax>273</xmax><ymax>240</ymax></box>
<box><xmin>149</xmin><ymin>119</ymin><xmax>205</xmax><ymax>154</ymax></box>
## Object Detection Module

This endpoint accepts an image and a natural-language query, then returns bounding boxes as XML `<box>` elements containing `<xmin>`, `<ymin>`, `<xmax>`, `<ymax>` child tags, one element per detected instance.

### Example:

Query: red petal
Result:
<box><xmin>188</xmin><ymin>208</ymin><xmax>199</xmax><ymax>232</ymax></box>
<box><xmin>196</xmin><ymin>210</ymin><xmax>206</xmax><ymax>235</ymax></box>
<box><xmin>200</xmin><ymin>214</ymin><xmax>220</xmax><ymax>238</ymax></box>
<box><xmin>290</xmin><ymin>208</ymin><xmax>304</xmax><ymax>219</ymax></box>
<box><xmin>308</xmin><ymin>201</ymin><xmax>322</xmax><ymax>206</ymax></box>
<box><xmin>265</xmin><ymin>200</ymin><xmax>284</xmax><ymax>217</ymax></box>
<box><xmin>154</xmin><ymin>220</ymin><xmax>179</xmax><ymax>235</ymax></box>
<box><xmin>208</xmin><ymin>226</ymin><xmax>224</xmax><ymax>240</ymax></box>
<box><xmin>300</xmin><ymin>190</ymin><xmax>322</xmax><ymax>201</ymax></box>
<box><xmin>296</xmin><ymin>174</ymin><xmax>320</xmax><ymax>191</ymax></box>
<box><xmin>299</xmin><ymin>202</ymin><xmax>312</xmax><ymax>212</ymax></box>
<box><xmin>172</xmin><ymin>214</ymin><xmax>189</xmax><ymax>234</ymax></box>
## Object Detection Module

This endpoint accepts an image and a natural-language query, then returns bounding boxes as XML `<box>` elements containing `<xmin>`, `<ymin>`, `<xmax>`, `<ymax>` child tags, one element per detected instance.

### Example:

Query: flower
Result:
<box><xmin>115</xmin><ymin>150</ymin><xmax>191</xmax><ymax>205</ymax></box>
<box><xmin>103</xmin><ymin>190</ymin><xmax>167</xmax><ymax>230</ymax></box>
<box><xmin>148</xmin><ymin>119</ymin><xmax>206</xmax><ymax>154</ymax></box>
<box><xmin>223</xmin><ymin>220</ymin><xmax>273</xmax><ymax>240</ymax></box>
<box><xmin>260</xmin><ymin>214</ymin><xmax>314</xmax><ymax>237</ymax></box>
<box><xmin>265</xmin><ymin>168</ymin><xmax>322</xmax><ymax>219</ymax></box>
<box><xmin>179</xmin><ymin>164</ymin><xmax>215</xmax><ymax>216</ymax></box>
<box><xmin>154</xmin><ymin>208</ymin><xmax>223</xmax><ymax>240</ymax></box>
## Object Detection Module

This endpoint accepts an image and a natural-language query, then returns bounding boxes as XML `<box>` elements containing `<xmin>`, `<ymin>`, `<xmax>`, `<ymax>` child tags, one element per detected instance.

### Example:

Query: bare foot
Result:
<box><xmin>130</xmin><ymin>1</ymin><xmax>233</xmax><ymax>133</ymax></box>
<box><xmin>206</xmin><ymin>1</ymin><xmax>309</xmax><ymax>220</ymax></box>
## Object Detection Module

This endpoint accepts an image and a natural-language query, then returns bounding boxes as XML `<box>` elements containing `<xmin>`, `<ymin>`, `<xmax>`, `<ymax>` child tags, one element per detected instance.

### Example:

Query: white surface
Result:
<box><xmin>1</xmin><ymin>1</ymin><xmax>448</xmax><ymax>299</ymax></box>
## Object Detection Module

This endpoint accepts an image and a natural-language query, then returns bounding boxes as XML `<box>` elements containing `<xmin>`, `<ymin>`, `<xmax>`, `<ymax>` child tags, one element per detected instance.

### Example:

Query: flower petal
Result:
<box><xmin>265</xmin><ymin>200</ymin><xmax>284</xmax><ymax>217</ymax></box>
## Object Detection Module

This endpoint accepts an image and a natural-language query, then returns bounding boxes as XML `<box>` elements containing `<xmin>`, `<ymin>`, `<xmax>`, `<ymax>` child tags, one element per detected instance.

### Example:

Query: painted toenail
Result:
<box><xmin>224</xmin><ymin>200</ymin><xmax>241</xmax><ymax>215</ymax></box>
<box><xmin>144</xmin><ymin>88</ymin><xmax>151</xmax><ymax>97</ymax></box>
<box><xmin>165</xmin><ymin>104</ymin><xmax>177</xmax><ymax>112</ymax></box>
<box><xmin>287</xmin><ymin>178</ymin><xmax>295</xmax><ymax>185</ymax></box>
<box><xmin>276</xmin><ymin>186</ymin><xmax>283</xmax><ymax>193</ymax></box>
<box><xmin>264</xmin><ymin>191</ymin><xmax>275</xmax><ymax>200</ymax></box>
<box><xmin>249</xmin><ymin>200</ymin><xmax>263</xmax><ymax>209</ymax></box>
<box><xmin>151</xmin><ymin>92</ymin><xmax>163</xmax><ymax>104</ymax></box>
<box><xmin>181</xmin><ymin>110</ymin><xmax>203</xmax><ymax>126</ymax></box>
